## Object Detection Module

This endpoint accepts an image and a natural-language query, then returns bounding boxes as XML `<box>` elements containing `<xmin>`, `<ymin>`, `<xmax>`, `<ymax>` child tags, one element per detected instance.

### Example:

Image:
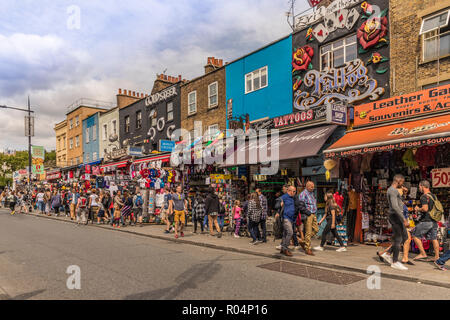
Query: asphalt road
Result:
<box><xmin>0</xmin><ymin>209</ymin><xmax>448</xmax><ymax>300</ymax></box>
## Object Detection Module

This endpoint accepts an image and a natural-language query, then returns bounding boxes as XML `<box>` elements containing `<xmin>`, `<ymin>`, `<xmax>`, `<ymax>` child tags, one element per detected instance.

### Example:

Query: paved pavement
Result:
<box><xmin>0</xmin><ymin>209</ymin><xmax>449</xmax><ymax>300</ymax></box>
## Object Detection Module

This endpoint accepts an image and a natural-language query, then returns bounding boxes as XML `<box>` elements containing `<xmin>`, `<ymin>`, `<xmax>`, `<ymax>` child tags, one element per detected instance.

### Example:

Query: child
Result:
<box><xmin>232</xmin><ymin>200</ymin><xmax>242</xmax><ymax>238</ymax></box>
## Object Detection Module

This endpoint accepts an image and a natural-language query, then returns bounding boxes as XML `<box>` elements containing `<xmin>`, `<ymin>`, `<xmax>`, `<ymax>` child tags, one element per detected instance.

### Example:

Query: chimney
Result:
<box><xmin>151</xmin><ymin>73</ymin><xmax>183</xmax><ymax>95</ymax></box>
<box><xmin>204</xmin><ymin>56</ymin><xmax>223</xmax><ymax>74</ymax></box>
<box><xmin>117</xmin><ymin>88</ymin><xmax>141</xmax><ymax>109</ymax></box>
<box><xmin>118</xmin><ymin>88</ymin><xmax>122</xmax><ymax>94</ymax></box>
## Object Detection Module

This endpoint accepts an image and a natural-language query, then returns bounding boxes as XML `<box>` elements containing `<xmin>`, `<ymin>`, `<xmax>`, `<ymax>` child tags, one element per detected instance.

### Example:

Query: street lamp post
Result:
<box><xmin>0</xmin><ymin>99</ymin><xmax>35</xmax><ymax>194</ymax></box>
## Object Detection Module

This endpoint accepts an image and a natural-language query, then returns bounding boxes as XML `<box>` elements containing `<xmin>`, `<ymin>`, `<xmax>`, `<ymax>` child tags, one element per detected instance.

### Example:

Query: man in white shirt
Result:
<box><xmin>88</xmin><ymin>189</ymin><xmax>100</xmax><ymax>224</ymax></box>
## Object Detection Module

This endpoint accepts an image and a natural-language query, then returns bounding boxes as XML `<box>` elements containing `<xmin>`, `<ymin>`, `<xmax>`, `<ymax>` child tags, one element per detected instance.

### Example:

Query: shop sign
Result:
<box><xmin>159</xmin><ymin>140</ymin><xmax>175</xmax><ymax>152</ymax></box>
<box><xmin>431</xmin><ymin>168</ymin><xmax>450</xmax><ymax>188</ymax></box>
<box><xmin>295</xmin><ymin>0</ymin><xmax>362</xmax><ymax>30</ymax></box>
<box><xmin>354</xmin><ymin>84</ymin><xmax>450</xmax><ymax>127</ymax></box>
<box><xmin>326</xmin><ymin>104</ymin><xmax>348</xmax><ymax>125</ymax></box>
<box><xmin>46</xmin><ymin>171</ymin><xmax>61</xmax><ymax>180</ymax></box>
<box><xmin>105</xmin><ymin>148</ymin><xmax>128</xmax><ymax>161</ymax></box>
<box><xmin>294</xmin><ymin>59</ymin><xmax>385</xmax><ymax>110</ymax></box>
<box><xmin>145</xmin><ymin>86</ymin><xmax>177</xmax><ymax>106</ymax></box>
<box><xmin>31</xmin><ymin>145</ymin><xmax>45</xmax><ymax>175</ymax></box>
<box><xmin>128</xmin><ymin>146</ymin><xmax>143</xmax><ymax>157</ymax></box>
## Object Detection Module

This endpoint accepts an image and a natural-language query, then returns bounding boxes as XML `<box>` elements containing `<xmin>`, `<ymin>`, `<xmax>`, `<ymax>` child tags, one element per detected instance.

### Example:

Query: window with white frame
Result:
<box><xmin>125</xmin><ymin>116</ymin><xmax>130</xmax><ymax>133</ymax></box>
<box><xmin>69</xmin><ymin>119</ymin><xmax>73</xmax><ymax>130</ymax></box>
<box><xmin>75</xmin><ymin>135</ymin><xmax>80</xmax><ymax>147</ymax></box>
<box><xmin>75</xmin><ymin>116</ymin><xmax>79</xmax><ymax>127</ymax></box>
<box><xmin>92</xmin><ymin>124</ymin><xmax>97</xmax><ymax>141</ymax></box>
<box><xmin>136</xmin><ymin>111</ymin><xmax>142</xmax><ymax>129</ymax></box>
<box><xmin>320</xmin><ymin>34</ymin><xmax>357</xmax><ymax>71</ymax></box>
<box><xmin>167</xmin><ymin>102</ymin><xmax>174</xmax><ymax>121</ymax></box>
<box><xmin>422</xmin><ymin>79</ymin><xmax>450</xmax><ymax>89</ymax></box>
<box><xmin>421</xmin><ymin>10</ymin><xmax>450</xmax><ymax>61</ymax></box>
<box><xmin>245</xmin><ymin>66</ymin><xmax>268</xmax><ymax>94</ymax></box>
<box><xmin>85</xmin><ymin>128</ymin><xmax>90</xmax><ymax>144</ymax></box>
<box><xmin>206</xmin><ymin>124</ymin><xmax>219</xmax><ymax>141</ymax></box>
<box><xmin>69</xmin><ymin>138</ymin><xmax>73</xmax><ymax>150</ymax></box>
<box><xmin>93</xmin><ymin>152</ymin><xmax>98</xmax><ymax>161</ymax></box>
<box><xmin>208</xmin><ymin>82</ymin><xmax>218</xmax><ymax>108</ymax></box>
<box><xmin>103</xmin><ymin>124</ymin><xmax>108</xmax><ymax>141</ymax></box>
<box><xmin>188</xmin><ymin>91</ymin><xmax>197</xmax><ymax>115</ymax></box>
<box><xmin>112</xmin><ymin>120</ymin><xmax>117</xmax><ymax>135</ymax></box>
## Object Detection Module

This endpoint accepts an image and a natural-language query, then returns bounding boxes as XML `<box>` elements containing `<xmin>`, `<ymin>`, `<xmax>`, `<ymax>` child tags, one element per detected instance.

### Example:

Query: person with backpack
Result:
<box><xmin>76</xmin><ymin>192</ymin><xmax>89</xmax><ymax>225</ymax></box>
<box><xmin>133</xmin><ymin>190</ymin><xmax>144</xmax><ymax>227</ymax></box>
<box><xmin>412</xmin><ymin>180</ymin><xmax>443</xmax><ymax>262</ymax></box>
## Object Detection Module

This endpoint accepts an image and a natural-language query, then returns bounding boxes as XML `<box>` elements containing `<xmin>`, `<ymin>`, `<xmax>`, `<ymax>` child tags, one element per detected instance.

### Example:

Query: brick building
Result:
<box><xmin>181</xmin><ymin>57</ymin><xmax>226</xmax><ymax>141</ymax></box>
<box><xmin>390</xmin><ymin>0</ymin><xmax>450</xmax><ymax>95</ymax></box>
<box><xmin>54</xmin><ymin>120</ymin><xmax>67</xmax><ymax>168</ymax></box>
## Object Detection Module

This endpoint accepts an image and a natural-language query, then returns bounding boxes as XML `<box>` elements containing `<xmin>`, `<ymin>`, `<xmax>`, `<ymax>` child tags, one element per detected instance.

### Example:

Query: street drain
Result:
<box><xmin>258</xmin><ymin>261</ymin><xmax>365</xmax><ymax>285</ymax></box>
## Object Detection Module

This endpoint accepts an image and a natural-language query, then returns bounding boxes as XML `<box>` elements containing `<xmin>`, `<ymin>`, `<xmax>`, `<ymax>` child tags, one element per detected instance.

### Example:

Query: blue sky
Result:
<box><xmin>0</xmin><ymin>0</ymin><xmax>309</xmax><ymax>150</ymax></box>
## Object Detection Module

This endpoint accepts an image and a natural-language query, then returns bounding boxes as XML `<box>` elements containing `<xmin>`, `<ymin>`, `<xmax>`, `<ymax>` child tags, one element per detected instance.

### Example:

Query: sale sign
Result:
<box><xmin>431</xmin><ymin>168</ymin><xmax>450</xmax><ymax>188</ymax></box>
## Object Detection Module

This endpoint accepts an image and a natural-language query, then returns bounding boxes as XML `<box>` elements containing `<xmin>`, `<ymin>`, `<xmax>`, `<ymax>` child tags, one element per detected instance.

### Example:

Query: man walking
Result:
<box><xmin>279</xmin><ymin>186</ymin><xmax>298</xmax><ymax>256</ymax></box>
<box><xmin>299</xmin><ymin>181</ymin><xmax>318</xmax><ymax>256</ymax></box>
<box><xmin>412</xmin><ymin>180</ymin><xmax>441</xmax><ymax>262</ymax></box>
<box><xmin>169</xmin><ymin>186</ymin><xmax>188</xmax><ymax>239</ymax></box>
<box><xmin>382</xmin><ymin>174</ymin><xmax>409</xmax><ymax>270</ymax></box>
<box><xmin>256</xmin><ymin>188</ymin><xmax>268</xmax><ymax>243</ymax></box>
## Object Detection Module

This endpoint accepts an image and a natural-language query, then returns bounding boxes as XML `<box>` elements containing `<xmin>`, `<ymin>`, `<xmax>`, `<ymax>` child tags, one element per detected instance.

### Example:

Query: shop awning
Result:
<box><xmin>324</xmin><ymin>114</ymin><xmax>450</xmax><ymax>158</ymax></box>
<box><xmin>222</xmin><ymin>125</ymin><xmax>338</xmax><ymax>167</ymax></box>
<box><xmin>133</xmin><ymin>153</ymin><xmax>171</xmax><ymax>164</ymax></box>
<box><xmin>101</xmin><ymin>160</ymin><xmax>129</xmax><ymax>169</ymax></box>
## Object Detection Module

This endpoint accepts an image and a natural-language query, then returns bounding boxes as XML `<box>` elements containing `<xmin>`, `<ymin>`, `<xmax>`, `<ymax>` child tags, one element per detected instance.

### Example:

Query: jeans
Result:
<box><xmin>347</xmin><ymin>209</ymin><xmax>357</xmax><ymax>242</ymax></box>
<box><xmin>203</xmin><ymin>215</ymin><xmax>209</xmax><ymax>229</ymax></box>
<box><xmin>218</xmin><ymin>215</ymin><xmax>224</xmax><ymax>231</ymax></box>
<box><xmin>258</xmin><ymin>219</ymin><xmax>267</xmax><ymax>242</ymax></box>
<box><xmin>37</xmin><ymin>201</ymin><xmax>45</xmax><ymax>212</ymax></box>
<box><xmin>388</xmin><ymin>214</ymin><xmax>408</xmax><ymax>263</ymax></box>
<box><xmin>281</xmin><ymin>219</ymin><xmax>294</xmax><ymax>251</ymax></box>
<box><xmin>436</xmin><ymin>250</ymin><xmax>450</xmax><ymax>266</ymax></box>
<box><xmin>248</xmin><ymin>220</ymin><xmax>259</xmax><ymax>242</ymax></box>
<box><xmin>320</xmin><ymin>217</ymin><xmax>344</xmax><ymax>247</ymax></box>
<box><xmin>193</xmin><ymin>216</ymin><xmax>204</xmax><ymax>233</ymax></box>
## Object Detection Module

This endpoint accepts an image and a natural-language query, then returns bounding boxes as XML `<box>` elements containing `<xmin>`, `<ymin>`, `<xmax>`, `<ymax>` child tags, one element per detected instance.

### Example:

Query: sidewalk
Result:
<box><xmin>23</xmin><ymin>210</ymin><xmax>450</xmax><ymax>289</ymax></box>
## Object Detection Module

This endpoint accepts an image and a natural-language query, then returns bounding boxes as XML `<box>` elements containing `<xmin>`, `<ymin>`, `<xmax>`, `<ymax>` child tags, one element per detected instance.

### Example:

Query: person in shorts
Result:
<box><xmin>169</xmin><ymin>186</ymin><xmax>187</xmax><ymax>239</ymax></box>
<box><xmin>412</xmin><ymin>180</ymin><xmax>440</xmax><ymax>262</ymax></box>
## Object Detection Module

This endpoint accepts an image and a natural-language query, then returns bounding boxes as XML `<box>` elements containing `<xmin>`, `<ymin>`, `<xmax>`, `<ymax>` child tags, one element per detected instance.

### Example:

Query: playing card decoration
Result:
<box><xmin>345</xmin><ymin>8</ymin><xmax>360</xmax><ymax>30</ymax></box>
<box><xmin>324</xmin><ymin>13</ymin><xmax>339</xmax><ymax>33</ymax></box>
<box><xmin>313</xmin><ymin>23</ymin><xmax>329</xmax><ymax>43</ymax></box>
<box><xmin>292</xmin><ymin>45</ymin><xmax>314</xmax><ymax>91</ymax></box>
<box><xmin>307</xmin><ymin>0</ymin><xmax>323</xmax><ymax>7</ymax></box>
<box><xmin>367</xmin><ymin>52</ymin><xmax>389</xmax><ymax>74</ymax></box>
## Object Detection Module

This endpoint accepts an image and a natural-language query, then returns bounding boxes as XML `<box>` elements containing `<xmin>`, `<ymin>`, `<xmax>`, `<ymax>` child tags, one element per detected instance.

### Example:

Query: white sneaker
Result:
<box><xmin>294</xmin><ymin>246</ymin><xmax>300</xmax><ymax>250</ymax></box>
<box><xmin>233</xmin><ymin>234</ymin><xmax>240</xmax><ymax>238</ymax></box>
<box><xmin>381</xmin><ymin>252</ymin><xmax>393</xmax><ymax>264</ymax></box>
<box><xmin>336</xmin><ymin>247</ymin><xmax>347</xmax><ymax>252</ymax></box>
<box><xmin>314</xmin><ymin>246</ymin><xmax>324</xmax><ymax>251</ymax></box>
<box><xmin>276</xmin><ymin>245</ymin><xmax>282</xmax><ymax>250</ymax></box>
<box><xmin>391</xmin><ymin>262</ymin><xmax>408</xmax><ymax>271</ymax></box>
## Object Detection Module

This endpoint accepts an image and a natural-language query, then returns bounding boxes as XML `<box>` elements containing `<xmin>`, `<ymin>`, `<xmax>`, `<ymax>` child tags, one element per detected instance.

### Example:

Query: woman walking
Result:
<box><xmin>44</xmin><ymin>189</ymin><xmax>52</xmax><ymax>216</ymax></box>
<box><xmin>232</xmin><ymin>200</ymin><xmax>242</xmax><ymax>238</ymax></box>
<box><xmin>51</xmin><ymin>190</ymin><xmax>62</xmax><ymax>216</ymax></box>
<box><xmin>205</xmin><ymin>188</ymin><xmax>222</xmax><ymax>238</ymax></box>
<box><xmin>192</xmin><ymin>192</ymin><xmax>206</xmax><ymax>234</ymax></box>
<box><xmin>112</xmin><ymin>191</ymin><xmax>124</xmax><ymax>228</ymax></box>
<box><xmin>247</xmin><ymin>193</ymin><xmax>263</xmax><ymax>245</ymax></box>
<box><xmin>314</xmin><ymin>192</ymin><xmax>347</xmax><ymax>252</ymax></box>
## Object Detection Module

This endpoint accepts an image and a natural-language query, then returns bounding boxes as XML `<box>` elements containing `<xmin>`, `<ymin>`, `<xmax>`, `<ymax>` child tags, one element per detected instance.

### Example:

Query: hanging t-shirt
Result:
<box><xmin>348</xmin><ymin>190</ymin><xmax>358</xmax><ymax>210</ymax></box>
<box><xmin>96</xmin><ymin>176</ymin><xmax>105</xmax><ymax>189</ymax></box>
<box><xmin>155</xmin><ymin>193</ymin><xmax>165</xmax><ymax>208</ymax></box>
<box><xmin>415</xmin><ymin>146</ymin><xmax>436</xmax><ymax>168</ymax></box>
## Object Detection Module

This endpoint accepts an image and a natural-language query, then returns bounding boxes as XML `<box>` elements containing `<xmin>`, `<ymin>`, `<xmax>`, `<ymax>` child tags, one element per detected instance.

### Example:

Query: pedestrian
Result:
<box><xmin>7</xmin><ymin>191</ymin><xmax>17</xmax><ymax>215</ymax></box>
<box><xmin>51</xmin><ymin>190</ymin><xmax>62</xmax><ymax>216</ymax></box>
<box><xmin>36</xmin><ymin>189</ymin><xmax>45</xmax><ymax>214</ymax></box>
<box><xmin>255</xmin><ymin>188</ymin><xmax>268</xmax><ymax>243</ymax></box>
<box><xmin>76</xmin><ymin>192</ymin><xmax>89</xmax><ymax>225</ymax></box>
<box><xmin>121</xmin><ymin>190</ymin><xmax>134</xmax><ymax>227</ymax></box>
<box><xmin>44</xmin><ymin>188</ymin><xmax>52</xmax><ymax>216</ymax></box>
<box><xmin>314</xmin><ymin>192</ymin><xmax>347</xmax><ymax>252</ymax></box>
<box><xmin>232</xmin><ymin>200</ymin><xmax>242</xmax><ymax>238</ymax></box>
<box><xmin>169</xmin><ymin>186</ymin><xmax>188</xmax><ymax>238</ymax></box>
<box><xmin>88</xmin><ymin>189</ymin><xmax>100</xmax><ymax>224</ymax></box>
<box><xmin>412</xmin><ymin>180</ymin><xmax>443</xmax><ymax>262</ymax></box>
<box><xmin>17</xmin><ymin>192</ymin><xmax>28</xmax><ymax>214</ymax></box>
<box><xmin>113</xmin><ymin>191</ymin><xmax>124</xmax><ymax>228</ymax></box>
<box><xmin>133</xmin><ymin>190</ymin><xmax>144</xmax><ymax>227</ymax></box>
<box><xmin>217</xmin><ymin>197</ymin><xmax>226</xmax><ymax>232</ymax></box>
<box><xmin>299</xmin><ymin>181</ymin><xmax>319</xmax><ymax>256</ymax></box>
<box><xmin>376</xmin><ymin>186</ymin><xmax>414</xmax><ymax>265</ymax></box>
<box><xmin>380</xmin><ymin>174</ymin><xmax>410</xmax><ymax>271</ymax></box>
<box><xmin>62</xmin><ymin>188</ymin><xmax>71</xmax><ymax>217</ymax></box>
<box><xmin>278</xmin><ymin>186</ymin><xmax>298</xmax><ymax>256</ymax></box>
<box><xmin>160</xmin><ymin>187</ymin><xmax>172</xmax><ymax>234</ymax></box>
<box><xmin>205</xmin><ymin>187</ymin><xmax>222</xmax><ymax>238</ymax></box>
<box><xmin>434</xmin><ymin>250</ymin><xmax>450</xmax><ymax>271</ymax></box>
<box><xmin>247</xmin><ymin>192</ymin><xmax>263</xmax><ymax>245</ymax></box>
<box><xmin>192</xmin><ymin>192</ymin><xmax>206</xmax><ymax>234</ymax></box>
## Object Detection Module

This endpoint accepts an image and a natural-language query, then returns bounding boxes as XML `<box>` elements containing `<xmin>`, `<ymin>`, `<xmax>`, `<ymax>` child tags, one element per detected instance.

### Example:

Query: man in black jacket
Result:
<box><xmin>205</xmin><ymin>188</ymin><xmax>222</xmax><ymax>238</ymax></box>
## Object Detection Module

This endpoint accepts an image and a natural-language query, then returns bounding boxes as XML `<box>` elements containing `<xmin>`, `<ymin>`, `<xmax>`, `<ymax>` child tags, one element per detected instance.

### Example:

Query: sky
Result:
<box><xmin>0</xmin><ymin>0</ymin><xmax>310</xmax><ymax>151</ymax></box>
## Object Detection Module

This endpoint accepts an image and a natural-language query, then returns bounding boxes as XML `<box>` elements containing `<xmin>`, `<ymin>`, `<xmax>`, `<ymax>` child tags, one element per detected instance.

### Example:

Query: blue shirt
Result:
<box><xmin>299</xmin><ymin>190</ymin><xmax>317</xmax><ymax>214</ymax></box>
<box><xmin>281</xmin><ymin>193</ymin><xmax>296</xmax><ymax>222</ymax></box>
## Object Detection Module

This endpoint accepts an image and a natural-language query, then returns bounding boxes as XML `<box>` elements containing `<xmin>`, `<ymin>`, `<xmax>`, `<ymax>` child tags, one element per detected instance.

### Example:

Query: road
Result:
<box><xmin>0</xmin><ymin>209</ymin><xmax>448</xmax><ymax>300</ymax></box>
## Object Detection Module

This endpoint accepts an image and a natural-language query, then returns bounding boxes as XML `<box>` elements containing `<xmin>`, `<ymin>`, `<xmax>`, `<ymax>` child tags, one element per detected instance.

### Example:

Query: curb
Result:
<box><xmin>22</xmin><ymin>212</ymin><xmax>450</xmax><ymax>289</ymax></box>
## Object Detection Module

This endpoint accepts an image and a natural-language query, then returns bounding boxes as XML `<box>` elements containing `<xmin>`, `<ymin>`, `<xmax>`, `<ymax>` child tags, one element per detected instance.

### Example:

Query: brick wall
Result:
<box><xmin>390</xmin><ymin>0</ymin><xmax>450</xmax><ymax>95</ymax></box>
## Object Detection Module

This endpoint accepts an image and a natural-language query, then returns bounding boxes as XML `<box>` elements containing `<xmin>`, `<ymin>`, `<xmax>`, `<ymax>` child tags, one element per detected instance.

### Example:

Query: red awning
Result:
<box><xmin>101</xmin><ymin>160</ymin><xmax>129</xmax><ymax>169</ymax></box>
<box><xmin>133</xmin><ymin>154</ymin><xmax>171</xmax><ymax>164</ymax></box>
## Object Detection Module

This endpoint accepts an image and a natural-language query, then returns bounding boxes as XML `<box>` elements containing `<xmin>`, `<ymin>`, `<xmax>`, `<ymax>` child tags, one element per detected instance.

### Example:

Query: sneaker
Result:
<box><xmin>294</xmin><ymin>246</ymin><xmax>301</xmax><ymax>250</ymax></box>
<box><xmin>180</xmin><ymin>232</ymin><xmax>185</xmax><ymax>237</ymax></box>
<box><xmin>434</xmin><ymin>261</ymin><xmax>447</xmax><ymax>271</ymax></box>
<box><xmin>164</xmin><ymin>230</ymin><xmax>170</xmax><ymax>234</ymax></box>
<box><xmin>313</xmin><ymin>246</ymin><xmax>324</xmax><ymax>251</ymax></box>
<box><xmin>233</xmin><ymin>234</ymin><xmax>240</xmax><ymax>238</ymax></box>
<box><xmin>381</xmin><ymin>252</ymin><xmax>393</xmax><ymax>265</ymax></box>
<box><xmin>175</xmin><ymin>234</ymin><xmax>179</xmax><ymax>239</ymax></box>
<box><xmin>336</xmin><ymin>247</ymin><xmax>347</xmax><ymax>252</ymax></box>
<box><xmin>250</xmin><ymin>240</ymin><xmax>257</xmax><ymax>245</ymax></box>
<box><xmin>276</xmin><ymin>245</ymin><xmax>282</xmax><ymax>250</ymax></box>
<box><xmin>391</xmin><ymin>262</ymin><xmax>408</xmax><ymax>271</ymax></box>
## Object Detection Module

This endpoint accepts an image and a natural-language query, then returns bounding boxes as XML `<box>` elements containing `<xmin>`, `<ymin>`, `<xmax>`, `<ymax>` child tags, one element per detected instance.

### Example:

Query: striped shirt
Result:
<box><xmin>299</xmin><ymin>189</ymin><xmax>317</xmax><ymax>214</ymax></box>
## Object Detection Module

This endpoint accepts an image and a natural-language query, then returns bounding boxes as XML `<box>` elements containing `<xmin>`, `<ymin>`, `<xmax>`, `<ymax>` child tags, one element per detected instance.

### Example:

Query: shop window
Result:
<box><xmin>188</xmin><ymin>91</ymin><xmax>197</xmax><ymax>115</ymax></box>
<box><xmin>422</xmin><ymin>79</ymin><xmax>450</xmax><ymax>89</ymax></box>
<box><xmin>245</xmin><ymin>66</ymin><xmax>268</xmax><ymax>94</ymax></box>
<box><xmin>320</xmin><ymin>34</ymin><xmax>357</xmax><ymax>70</ymax></box>
<box><xmin>421</xmin><ymin>10</ymin><xmax>450</xmax><ymax>61</ymax></box>
<box><xmin>167</xmin><ymin>102</ymin><xmax>174</xmax><ymax>122</ymax></box>
<box><xmin>136</xmin><ymin>111</ymin><xmax>142</xmax><ymax>129</ymax></box>
<box><xmin>85</xmin><ymin>128</ymin><xmax>89</xmax><ymax>144</ymax></box>
<box><xmin>124</xmin><ymin>116</ymin><xmax>130</xmax><ymax>133</ymax></box>
<box><xmin>208</xmin><ymin>82</ymin><xmax>218</xmax><ymax>108</ymax></box>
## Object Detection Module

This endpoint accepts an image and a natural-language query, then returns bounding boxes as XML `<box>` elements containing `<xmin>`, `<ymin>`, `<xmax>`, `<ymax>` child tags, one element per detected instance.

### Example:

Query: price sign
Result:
<box><xmin>431</xmin><ymin>168</ymin><xmax>450</xmax><ymax>188</ymax></box>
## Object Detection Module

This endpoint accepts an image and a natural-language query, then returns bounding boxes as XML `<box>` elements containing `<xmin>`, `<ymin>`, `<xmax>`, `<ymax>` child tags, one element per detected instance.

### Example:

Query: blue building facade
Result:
<box><xmin>225</xmin><ymin>35</ymin><xmax>293</xmax><ymax>126</ymax></box>
<box><xmin>82</xmin><ymin>112</ymin><xmax>101</xmax><ymax>164</ymax></box>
